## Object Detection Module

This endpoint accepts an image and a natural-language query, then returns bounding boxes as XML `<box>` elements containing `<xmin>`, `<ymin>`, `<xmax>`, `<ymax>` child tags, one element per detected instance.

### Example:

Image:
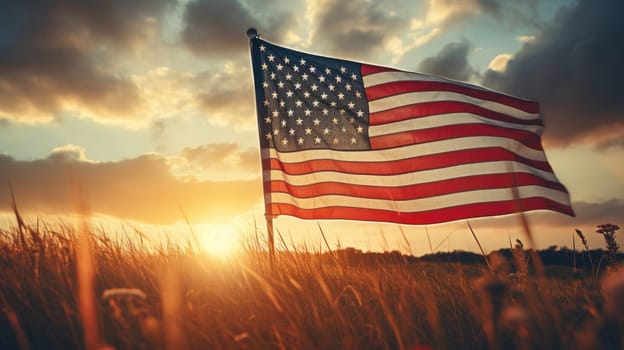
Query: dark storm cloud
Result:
<box><xmin>308</xmin><ymin>0</ymin><xmax>409</xmax><ymax>59</ymax></box>
<box><xmin>181</xmin><ymin>0</ymin><xmax>294</xmax><ymax>57</ymax></box>
<box><xmin>0</xmin><ymin>0</ymin><xmax>174</xmax><ymax>123</ymax></box>
<box><xmin>0</xmin><ymin>149</ymin><xmax>261</xmax><ymax>225</ymax></box>
<box><xmin>482</xmin><ymin>0</ymin><xmax>624</xmax><ymax>147</ymax></box>
<box><xmin>417</xmin><ymin>41</ymin><xmax>476</xmax><ymax>81</ymax></box>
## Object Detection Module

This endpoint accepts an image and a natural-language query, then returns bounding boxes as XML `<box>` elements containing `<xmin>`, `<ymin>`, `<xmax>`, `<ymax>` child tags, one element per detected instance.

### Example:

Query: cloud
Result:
<box><xmin>487</xmin><ymin>53</ymin><xmax>513</xmax><ymax>72</ymax></box>
<box><xmin>172</xmin><ymin>143</ymin><xmax>260</xmax><ymax>180</ymax></box>
<box><xmin>181</xmin><ymin>0</ymin><xmax>294</xmax><ymax>57</ymax></box>
<box><xmin>482</xmin><ymin>0</ymin><xmax>624</xmax><ymax>147</ymax></box>
<box><xmin>0</xmin><ymin>147</ymin><xmax>262</xmax><ymax>225</ymax></box>
<box><xmin>417</xmin><ymin>41</ymin><xmax>477</xmax><ymax>81</ymax></box>
<box><xmin>0</xmin><ymin>0</ymin><xmax>174</xmax><ymax>125</ymax></box>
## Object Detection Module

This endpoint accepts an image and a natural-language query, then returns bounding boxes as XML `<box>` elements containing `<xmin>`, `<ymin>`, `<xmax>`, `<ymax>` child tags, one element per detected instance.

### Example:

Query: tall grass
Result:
<box><xmin>0</xmin><ymin>214</ymin><xmax>622</xmax><ymax>349</ymax></box>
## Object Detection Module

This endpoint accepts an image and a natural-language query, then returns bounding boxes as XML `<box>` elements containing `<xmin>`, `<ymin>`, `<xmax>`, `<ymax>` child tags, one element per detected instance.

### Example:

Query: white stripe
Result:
<box><xmin>368</xmin><ymin>112</ymin><xmax>543</xmax><ymax>138</ymax></box>
<box><xmin>265</xmin><ymin>136</ymin><xmax>548</xmax><ymax>163</ymax></box>
<box><xmin>269</xmin><ymin>161</ymin><xmax>558</xmax><ymax>186</ymax></box>
<box><xmin>270</xmin><ymin>185</ymin><xmax>571</xmax><ymax>211</ymax></box>
<box><xmin>368</xmin><ymin>91</ymin><xmax>539</xmax><ymax>120</ymax></box>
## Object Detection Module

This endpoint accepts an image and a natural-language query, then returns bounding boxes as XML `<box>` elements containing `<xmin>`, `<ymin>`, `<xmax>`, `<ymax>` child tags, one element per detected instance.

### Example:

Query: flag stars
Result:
<box><xmin>322</xmin><ymin>108</ymin><xmax>329</xmax><ymax>116</ymax></box>
<box><xmin>295</xmin><ymin>100</ymin><xmax>303</xmax><ymax>107</ymax></box>
<box><xmin>284</xmin><ymin>57</ymin><xmax>290</xmax><ymax>64</ymax></box>
<box><xmin>285</xmin><ymin>73</ymin><xmax>292</xmax><ymax>80</ymax></box>
<box><xmin>332</xmin><ymin>117</ymin><xmax>338</xmax><ymax>124</ymax></box>
<box><xmin>260</xmin><ymin>45</ymin><xmax>266</xmax><ymax>52</ymax></box>
<box><xmin>325</xmin><ymin>68</ymin><xmax>331</xmax><ymax>75</ymax></box>
<box><xmin>356</xmin><ymin>110</ymin><xmax>364</xmax><ymax>117</ymax></box>
<box><xmin>281</xmin><ymin>138</ymin><xmax>288</xmax><ymax>146</ymax></box>
<box><xmin>271</xmin><ymin>91</ymin><xmax>278</xmax><ymax>99</ymax></box>
<box><xmin>272</xmin><ymin>110</ymin><xmax>279</xmax><ymax>117</ymax></box>
<box><xmin>266</xmin><ymin>133</ymin><xmax>272</xmax><ymax>140</ymax></box>
<box><xmin>340</xmin><ymin>66</ymin><xmax>347</xmax><ymax>73</ymax></box>
<box><xmin>330</xmin><ymin>101</ymin><xmax>337</xmax><ymax>107</ymax></box>
<box><xmin>335</xmin><ymin>75</ymin><xmax>342</xmax><ymax>83</ymax></box>
<box><xmin>347</xmin><ymin>102</ymin><xmax>355</xmax><ymax>109</ymax></box>
<box><xmin>305</xmin><ymin>127</ymin><xmax>312</xmax><ymax>135</ymax></box>
<box><xmin>313</xmin><ymin>118</ymin><xmax>321</xmax><ymax>126</ymax></box>
<box><xmin>351</xmin><ymin>73</ymin><xmax>357</xmax><ymax>80</ymax></box>
<box><xmin>262</xmin><ymin>81</ymin><xmax>268</xmax><ymax>88</ymax></box>
<box><xmin>264</xmin><ymin>116</ymin><xmax>271</xmax><ymax>124</ymax></box>
<box><xmin>323</xmin><ymin>128</ymin><xmax>330</xmax><ymax>135</ymax></box>
<box><xmin>351</xmin><ymin>137</ymin><xmax>357</xmax><ymax>144</ymax></box>
<box><xmin>345</xmin><ymin>83</ymin><xmax>352</xmax><ymax>91</ymax></box>
<box><xmin>273</xmin><ymin>128</ymin><xmax>280</xmax><ymax>135</ymax></box>
<box><xmin>337</xmin><ymin>92</ymin><xmax>345</xmax><ymax>100</ymax></box>
<box><xmin>309</xmin><ymin>66</ymin><xmax>316</xmax><ymax>73</ymax></box>
<box><xmin>321</xmin><ymin>92</ymin><xmax>328</xmax><ymax>100</ymax></box>
<box><xmin>328</xmin><ymin>84</ymin><xmax>335</xmax><ymax>91</ymax></box>
<box><xmin>333</xmin><ymin>137</ymin><xmax>340</xmax><ymax>144</ymax></box>
<box><xmin>312</xmin><ymin>100</ymin><xmax>320</xmax><ymax>107</ymax></box>
<box><xmin>356</xmin><ymin>91</ymin><xmax>362</xmax><ymax>98</ymax></box>
<box><xmin>287</xmin><ymin>109</ymin><xmax>294</xmax><ymax>117</ymax></box>
<box><xmin>263</xmin><ymin>99</ymin><xmax>270</xmax><ymax>106</ymax></box>
<box><xmin>297</xmin><ymin>137</ymin><xmax>304</xmax><ymax>145</ymax></box>
<box><xmin>270</xmin><ymin>72</ymin><xmax>276</xmax><ymax>79</ymax></box>
<box><xmin>268</xmin><ymin>54</ymin><xmax>275</xmax><ymax>61</ymax></box>
<box><xmin>261</xmin><ymin>63</ymin><xmax>268</xmax><ymax>70</ymax></box>
<box><xmin>286</xmin><ymin>90</ymin><xmax>294</xmax><ymax>97</ymax></box>
<box><xmin>311</xmin><ymin>84</ymin><xmax>318</xmax><ymax>91</ymax></box>
<box><xmin>301</xmin><ymin>73</ymin><xmax>309</xmax><ymax>81</ymax></box>
<box><xmin>281</xmin><ymin>119</ymin><xmax>287</xmax><ymax>127</ymax></box>
<box><xmin>357</xmin><ymin>126</ymin><xmax>364</xmax><ymax>133</ymax></box>
<box><xmin>293</xmin><ymin>65</ymin><xmax>299</xmax><ymax>72</ymax></box>
<box><xmin>304</xmin><ymin>109</ymin><xmax>312</xmax><ymax>116</ymax></box>
<box><xmin>280</xmin><ymin>100</ymin><xmax>286</xmax><ymax>108</ymax></box>
<box><xmin>294</xmin><ymin>83</ymin><xmax>301</xmax><ymax>90</ymax></box>
<box><xmin>299</xmin><ymin>58</ymin><xmax>306</xmax><ymax>65</ymax></box>
<box><xmin>314</xmin><ymin>136</ymin><xmax>321</xmax><ymax>144</ymax></box>
<box><xmin>278</xmin><ymin>81</ymin><xmax>284</xmax><ymax>89</ymax></box>
<box><xmin>303</xmin><ymin>91</ymin><xmax>311</xmax><ymax>98</ymax></box>
<box><xmin>276</xmin><ymin>63</ymin><xmax>283</xmax><ymax>71</ymax></box>
<box><xmin>319</xmin><ymin>75</ymin><xmax>326</xmax><ymax>83</ymax></box>
<box><xmin>296</xmin><ymin>117</ymin><xmax>303</xmax><ymax>125</ymax></box>
<box><xmin>289</xmin><ymin>128</ymin><xmax>295</xmax><ymax>136</ymax></box>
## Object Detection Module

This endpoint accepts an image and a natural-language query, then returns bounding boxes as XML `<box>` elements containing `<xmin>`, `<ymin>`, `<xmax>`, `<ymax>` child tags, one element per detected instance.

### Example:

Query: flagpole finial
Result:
<box><xmin>246</xmin><ymin>27</ymin><xmax>258</xmax><ymax>40</ymax></box>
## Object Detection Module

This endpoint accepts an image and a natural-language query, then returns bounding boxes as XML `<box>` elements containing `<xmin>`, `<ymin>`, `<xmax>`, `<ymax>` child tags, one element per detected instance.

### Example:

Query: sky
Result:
<box><xmin>1</xmin><ymin>0</ymin><xmax>623</xmax><ymax>256</ymax></box>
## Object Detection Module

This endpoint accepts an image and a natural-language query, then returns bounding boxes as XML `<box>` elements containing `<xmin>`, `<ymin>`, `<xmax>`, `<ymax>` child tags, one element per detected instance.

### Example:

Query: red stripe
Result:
<box><xmin>270</xmin><ymin>197</ymin><xmax>575</xmax><ymax>225</ymax></box>
<box><xmin>265</xmin><ymin>148</ymin><xmax>553</xmax><ymax>175</ymax></box>
<box><xmin>369</xmin><ymin>101</ymin><xmax>543</xmax><ymax>127</ymax></box>
<box><xmin>370</xmin><ymin>124</ymin><xmax>543</xmax><ymax>150</ymax></box>
<box><xmin>366</xmin><ymin>80</ymin><xmax>538</xmax><ymax>113</ymax></box>
<box><xmin>361</xmin><ymin>64</ymin><xmax>395</xmax><ymax>76</ymax></box>
<box><xmin>268</xmin><ymin>173</ymin><xmax>567</xmax><ymax>200</ymax></box>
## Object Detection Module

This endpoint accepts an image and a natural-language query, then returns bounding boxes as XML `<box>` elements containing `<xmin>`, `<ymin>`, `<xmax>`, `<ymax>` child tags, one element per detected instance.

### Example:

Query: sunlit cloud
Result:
<box><xmin>487</xmin><ymin>53</ymin><xmax>513</xmax><ymax>72</ymax></box>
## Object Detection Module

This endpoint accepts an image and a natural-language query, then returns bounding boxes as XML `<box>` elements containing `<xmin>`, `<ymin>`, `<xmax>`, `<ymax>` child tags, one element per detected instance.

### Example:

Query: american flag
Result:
<box><xmin>249</xmin><ymin>37</ymin><xmax>574</xmax><ymax>225</ymax></box>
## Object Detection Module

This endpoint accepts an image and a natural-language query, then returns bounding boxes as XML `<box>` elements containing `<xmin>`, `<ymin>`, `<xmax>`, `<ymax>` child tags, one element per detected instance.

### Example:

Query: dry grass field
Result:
<box><xmin>0</xmin><ymin>213</ymin><xmax>622</xmax><ymax>350</ymax></box>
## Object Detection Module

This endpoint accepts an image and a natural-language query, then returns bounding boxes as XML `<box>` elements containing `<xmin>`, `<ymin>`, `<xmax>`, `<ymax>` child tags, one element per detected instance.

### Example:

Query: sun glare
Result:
<box><xmin>197</xmin><ymin>224</ymin><xmax>242</xmax><ymax>259</ymax></box>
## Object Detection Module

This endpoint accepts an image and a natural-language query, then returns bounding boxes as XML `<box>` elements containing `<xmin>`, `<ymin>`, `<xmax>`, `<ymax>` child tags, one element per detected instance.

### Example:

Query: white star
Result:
<box><xmin>284</xmin><ymin>57</ymin><xmax>290</xmax><ymax>64</ymax></box>
<box><xmin>319</xmin><ymin>75</ymin><xmax>326</xmax><ymax>82</ymax></box>
<box><xmin>313</xmin><ymin>118</ymin><xmax>321</xmax><ymax>126</ymax></box>
<box><xmin>314</xmin><ymin>136</ymin><xmax>321</xmax><ymax>144</ymax></box>
<box><xmin>330</xmin><ymin>101</ymin><xmax>337</xmax><ymax>107</ymax></box>
<box><xmin>295</xmin><ymin>100</ymin><xmax>303</xmax><ymax>107</ymax></box>
<box><xmin>357</xmin><ymin>126</ymin><xmax>364</xmax><ymax>133</ymax></box>
<box><xmin>273</xmin><ymin>128</ymin><xmax>280</xmax><ymax>135</ymax></box>
<box><xmin>293</xmin><ymin>65</ymin><xmax>299</xmax><ymax>72</ymax></box>
<box><xmin>286</xmin><ymin>90</ymin><xmax>294</xmax><ymax>97</ymax></box>
<box><xmin>285</xmin><ymin>73</ymin><xmax>292</xmax><ymax>80</ymax></box>
<box><xmin>294</xmin><ymin>82</ymin><xmax>301</xmax><ymax>90</ymax></box>
<box><xmin>304</xmin><ymin>109</ymin><xmax>312</xmax><ymax>116</ymax></box>
<box><xmin>335</xmin><ymin>75</ymin><xmax>342</xmax><ymax>83</ymax></box>
<box><xmin>260</xmin><ymin>45</ymin><xmax>266</xmax><ymax>52</ymax></box>
<box><xmin>321</xmin><ymin>93</ymin><xmax>328</xmax><ymax>100</ymax></box>
<box><xmin>349</xmin><ymin>117</ymin><xmax>356</xmax><ymax>124</ymax></box>
<box><xmin>342</xmin><ymin>127</ymin><xmax>348</xmax><ymax>133</ymax></box>
<box><xmin>301</xmin><ymin>73</ymin><xmax>309</xmax><ymax>81</ymax></box>
<box><xmin>347</xmin><ymin>102</ymin><xmax>355</xmax><ymax>109</ymax></box>
<box><xmin>337</xmin><ymin>93</ymin><xmax>345</xmax><ymax>100</ymax></box>
<box><xmin>332</xmin><ymin>117</ymin><xmax>338</xmax><ymax>124</ymax></box>
<box><xmin>270</xmin><ymin>72</ymin><xmax>276</xmax><ymax>79</ymax></box>
<box><xmin>351</xmin><ymin>73</ymin><xmax>357</xmax><ymax>80</ymax></box>
<box><xmin>271</xmin><ymin>91</ymin><xmax>278</xmax><ymax>99</ymax></box>
<box><xmin>261</xmin><ymin>63</ymin><xmax>268</xmax><ymax>70</ymax></box>
<box><xmin>325</xmin><ymin>68</ymin><xmax>331</xmax><ymax>75</ymax></box>
<box><xmin>305</xmin><ymin>128</ymin><xmax>312</xmax><ymax>135</ymax></box>
<box><xmin>287</xmin><ymin>109</ymin><xmax>294</xmax><ymax>116</ymax></box>
<box><xmin>311</xmin><ymin>84</ymin><xmax>318</xmax><ymax>91</ymax></box>
<box><xmin>264</xmin><ymin>116</ymin><xmax>271</xmax><ymax>124</ymax></box>
<box><xmin>280</xmin><ymin>100</ymin><xmax>286</xmax><ymax>108</ymax></box>
<box><xmin>340</xmin><ymin>66</ymin><xmax>347</xmax><ymax>73</ymax></box>
<box><xmin>303</xmin><ymin>91</ymin><xmax>310</xmax><ymax>98</ymax></box>
<box><xmin>263</xmin><ymin>99</ymin><xmax>270</xmax><ymax>106</ymax></box>
<box><xmin>272</xmin><ymin>110</ymin><xmax>279</xmax><ymax>117</ymax></box>
<box><xmin>296</xmin><ymin>117</ymin><xmax>303</xmax><ymax>125</ymax></box>
<box><xmin>289</xmin><ymin>128</ymin><xmax>295</xmax><ymax>136</ymax></box>
<box><xmin>297</xmin><ymin>137</ymin><xmax>304</xmax><ymax>145</ymax></box>
<box><xmin>351</xmin><ymin>137</ymin><xmax>357</xmax><ymax>144</ymax></box>
<box><xmin>357</xmin><ymin>110</ymin><xmax>364</xmax><ymax>117</ymax></box>
<box><xmin>322</xmin><ymin>108</ymin><xmax>329</xmax><ymax>116</ymax></box>
<box><xmin>309</xmin><ymin>66</ymin><xmax>316</xmax><ymax>73</ymax></box>
<box><xmin>278</xmin><ymin>81</ymin><xmax>284</xmax><ymax>88</ymax></box>
<box><xmin>276</xmin><ymin>63</ymin><xmax>283</xmax><ymax>71</ymax></box>
<box><xmin>282</xmin><ymin>138</ymin><xmax>288</xmax><ymax>145</ymax></box>
<box><xmin>281</xmin><ymin>119</ymin><xmax>287</xmax><ymax>127</ymax></box>
<box><xmin>328</xmin><ymin>84</ymin><xmax>335</xmax><ymax>91</ymax></box>
<box><xmin>262</xmin><ymin>81</ymin><xmax>268</xmax><ymax>88</ymax></box>
<box><xmin>345</xmin><ymin>83</ymin><xmax>352</xmax><ymax>91</ymax></box>
<box><xmin>299</xmin><ymin>58</ymin><xmax>306</xmax><ymax>65</ymax></box>
<box><xmin>356</xmin><ymin>91</ymin><xmax>362</xmax><ymax>98</ymax></box>
<box><xmin>268</xmin><ymin>54</ymin><xmax>275</xmax><ymax>61</ymax></box>
<box><xmin>333</xmin><ymin>137</ymin><xmax>339</xmax><ymax>144</ymax></box>
<box><xmin>312</xmin><ymin>100</ymin><xmax>320</xmax><ymax>107</ymax></box>
<box><xmin>265</xmin><ymin>132</ymin><xmax>272</xmax><ymax>140</ymax></box>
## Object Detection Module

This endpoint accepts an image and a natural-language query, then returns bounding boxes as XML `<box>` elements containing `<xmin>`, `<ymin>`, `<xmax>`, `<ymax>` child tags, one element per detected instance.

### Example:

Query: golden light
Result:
<box><xmin>196</xmin><ymin>223</ymin><xmax>242</xmax><ymax>259</ymax></box>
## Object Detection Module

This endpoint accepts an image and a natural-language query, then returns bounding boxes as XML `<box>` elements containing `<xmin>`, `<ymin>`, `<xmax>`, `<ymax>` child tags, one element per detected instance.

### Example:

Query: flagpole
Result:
<box><xmin>247</xmin><ymin>27</ymin><xmax>276</xmax><ymax>265</ymax></box>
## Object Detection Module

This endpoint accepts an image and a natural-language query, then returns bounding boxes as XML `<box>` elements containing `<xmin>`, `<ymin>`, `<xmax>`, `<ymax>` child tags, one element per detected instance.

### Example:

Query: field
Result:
<box><xmin>1</xmin><ymin>215</ymin><xmax>622</xmax><ymax>350</ymax></box>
